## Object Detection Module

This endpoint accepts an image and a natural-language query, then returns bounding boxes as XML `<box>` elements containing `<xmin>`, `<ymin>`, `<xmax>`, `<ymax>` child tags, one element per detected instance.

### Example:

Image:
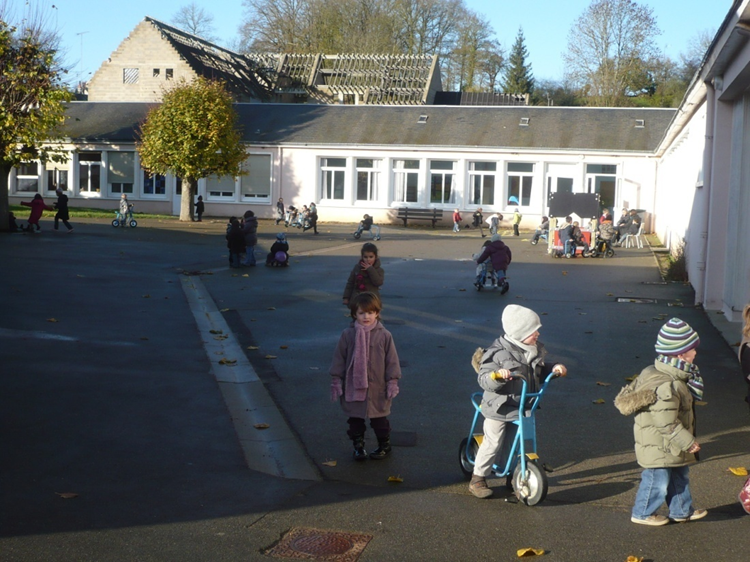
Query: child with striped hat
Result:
<box><xmin>614</xmin><ymin>318</ymin><xmax>707</xmax><ymax>526</ymax></box>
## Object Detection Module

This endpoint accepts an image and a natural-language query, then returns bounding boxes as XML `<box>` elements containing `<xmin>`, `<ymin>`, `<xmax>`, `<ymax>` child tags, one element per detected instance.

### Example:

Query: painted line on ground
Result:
<box><xmin>180</xmin><ymin>275</ymin><xmax>321</xmax><ymax>482</ymax></box>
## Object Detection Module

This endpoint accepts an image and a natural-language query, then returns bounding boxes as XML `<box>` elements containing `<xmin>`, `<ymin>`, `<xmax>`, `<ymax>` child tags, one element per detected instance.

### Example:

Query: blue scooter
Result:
<box><xmin>459</xmin><ymin>371</ymin><xmax>564</xmax><ymax>506</ymax></box>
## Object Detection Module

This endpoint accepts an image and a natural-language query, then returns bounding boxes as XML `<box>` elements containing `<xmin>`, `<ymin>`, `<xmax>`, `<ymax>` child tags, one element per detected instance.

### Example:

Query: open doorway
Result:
<box><xmin>586</xmin><ymin>164</ymin><xmax>617</xmax><ymax>212</ymax></box>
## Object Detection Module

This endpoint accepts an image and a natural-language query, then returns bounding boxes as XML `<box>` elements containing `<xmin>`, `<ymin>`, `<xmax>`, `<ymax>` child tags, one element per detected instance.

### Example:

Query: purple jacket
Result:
<box><xmin>476</xmin><ymin>241</ymin><xmax>512</xmax><ymax>272</ymax></box>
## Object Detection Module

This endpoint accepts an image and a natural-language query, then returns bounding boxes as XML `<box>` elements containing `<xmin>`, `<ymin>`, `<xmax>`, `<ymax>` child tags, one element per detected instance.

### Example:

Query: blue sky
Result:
<box><xmin>19</xmin><ymin>0</ymin><xmax>731</xmax><ymax>85</ymax></box>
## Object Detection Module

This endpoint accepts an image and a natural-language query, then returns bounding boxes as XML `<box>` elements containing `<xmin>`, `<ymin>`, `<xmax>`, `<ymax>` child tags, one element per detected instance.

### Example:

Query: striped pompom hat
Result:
<box><xmin>655</xmin><ymin>318</ymin><xmax>700</xmax><ymax>356</ymax></box>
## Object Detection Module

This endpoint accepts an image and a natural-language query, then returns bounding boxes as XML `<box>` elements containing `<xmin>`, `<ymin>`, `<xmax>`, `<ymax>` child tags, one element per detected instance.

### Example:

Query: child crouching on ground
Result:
<box><xmin>469</xmin><ymin>304</ymin><xmax>567</xmax><ymax>498</ymax></box>
<box><xmin>266</xmin><ymin>233</ymin><xmax>290</xmax><ymax>266</ymax></box>
<box><xmin>330</xmin><ymin>292</ymin><xmax>401</xmax><ymax>461</ymax></box>
<box><xmin>614</xmin><ymin>318</ymin><xmax>706</xmax><ymax>526</ymax></box>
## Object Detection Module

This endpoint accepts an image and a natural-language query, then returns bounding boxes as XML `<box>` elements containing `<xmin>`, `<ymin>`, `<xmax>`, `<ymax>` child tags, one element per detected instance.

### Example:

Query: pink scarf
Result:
<box><xmin>345</xmin><ymin>320</ymin><xmax>377</xmax><ymax>402</ymax></box>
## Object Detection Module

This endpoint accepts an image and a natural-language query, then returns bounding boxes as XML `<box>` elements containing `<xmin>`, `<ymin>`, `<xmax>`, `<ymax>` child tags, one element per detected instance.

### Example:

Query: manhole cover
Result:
<box><xmin>616</xmin><ymin>297</ymin><xmax>657</xmax><ymax>304</ymax></box>
<box><xmin>265</xmin><ymin>527</ymin><xmax>373</xmax><ymax>561</ymax></box>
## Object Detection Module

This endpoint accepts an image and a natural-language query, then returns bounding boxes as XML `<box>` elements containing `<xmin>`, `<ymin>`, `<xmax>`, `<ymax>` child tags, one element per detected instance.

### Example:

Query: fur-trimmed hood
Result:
<box><xmin>614</xmin><ymin>384</ymin><xmax>657</xmax><ymax>416</ymax></box>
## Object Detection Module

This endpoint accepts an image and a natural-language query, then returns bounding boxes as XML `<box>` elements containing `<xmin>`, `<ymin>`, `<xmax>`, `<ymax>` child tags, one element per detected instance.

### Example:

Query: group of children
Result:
<box><xmin>275</xmin><ymin>198</ymin><xmax>319</xmax><ymax>234</ymax></box>
<box><xmin>10</xmin><ymin>190</ymin><xmax>75</xmax><ymax>233</ymax></box>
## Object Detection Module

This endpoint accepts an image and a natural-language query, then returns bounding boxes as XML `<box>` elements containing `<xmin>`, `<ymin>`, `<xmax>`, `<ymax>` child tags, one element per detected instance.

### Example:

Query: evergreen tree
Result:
<box><xmin>501</xmin><ymin>28</ymin><xmax>534</xmax><ymax>95</ymax></box>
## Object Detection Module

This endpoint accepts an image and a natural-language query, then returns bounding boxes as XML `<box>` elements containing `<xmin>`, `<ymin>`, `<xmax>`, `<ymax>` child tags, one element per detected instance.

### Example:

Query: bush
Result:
<box><xmin>665</xmin><ymin>242</ymin><xmax>688</xmax><ymax>282</ymax></box>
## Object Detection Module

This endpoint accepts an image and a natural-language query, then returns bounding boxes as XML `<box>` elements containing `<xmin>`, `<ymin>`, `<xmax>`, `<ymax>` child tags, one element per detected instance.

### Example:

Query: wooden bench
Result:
<box><xmin>397</xmin><ymin>207</ymin><xmax>442</xmax><ymax>228</ymax></box>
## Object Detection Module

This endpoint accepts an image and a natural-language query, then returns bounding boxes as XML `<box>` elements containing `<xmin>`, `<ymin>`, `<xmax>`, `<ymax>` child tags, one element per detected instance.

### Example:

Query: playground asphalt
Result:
<box><xmin>1</xmin><ymin>216</ymin><xmax>748</xmax><ymax>562</ymax></box>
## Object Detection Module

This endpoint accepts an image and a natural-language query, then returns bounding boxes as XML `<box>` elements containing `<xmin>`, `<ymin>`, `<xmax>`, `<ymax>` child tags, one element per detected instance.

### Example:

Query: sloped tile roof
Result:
<box><xmin>61</xmin><ymin>102</ymin><xmax>675</xmax><ymax>153</ymax></box>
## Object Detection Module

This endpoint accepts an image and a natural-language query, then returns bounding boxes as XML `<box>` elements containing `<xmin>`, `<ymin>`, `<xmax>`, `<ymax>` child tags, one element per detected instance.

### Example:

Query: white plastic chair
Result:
<box><xmin>623</xmin><ymin>223</ymin><xmax>645</xmax><ymax>249</ymax></box>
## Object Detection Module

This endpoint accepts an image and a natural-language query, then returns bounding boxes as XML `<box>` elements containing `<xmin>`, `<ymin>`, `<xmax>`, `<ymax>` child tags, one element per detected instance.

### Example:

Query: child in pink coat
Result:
<box><xmin>20</xmin><ymin>194</ymin><xmax>52</xmax><ymax>232</ymax></box>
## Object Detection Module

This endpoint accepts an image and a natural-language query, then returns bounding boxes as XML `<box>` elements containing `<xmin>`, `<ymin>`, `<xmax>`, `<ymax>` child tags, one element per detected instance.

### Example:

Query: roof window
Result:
<box><xmin>635</xmin><ymin>119</ymin><xmax>645</xmax><ymax>128</ymax></box>
<box><xmin>417</xmin><ymin>115</ymin><xmax>428</xmax><ymax>124</ymax></box>
<box><xmin>519</xmin><ymin>117</ymin><xmax>530</xmax><ymax>126</ymax></box>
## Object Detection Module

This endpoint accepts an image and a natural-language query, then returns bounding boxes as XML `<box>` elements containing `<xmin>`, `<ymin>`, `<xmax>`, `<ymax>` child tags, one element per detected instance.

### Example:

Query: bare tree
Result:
<box><xmin>392</xmin><ymin>0</ymin><xmax>462</xmax><ymax>56</ymax></box>
<box><xmin>172</xmin><ymin>3</ymin><xmax>217</xmax><ymax>41</ymax></box>
<box><xmin>0</xmin><ymin>0</ymin><xmax>68</xmax><ymax>73</ymax></box>
<box><xmin>239</xmin><ymin>0</ymin><xmax>313</xmax><ymax>52</ymax></box>
<box><xmin>563</xmin><ymin>0</ymin><xmax>661</xmax><ymax>106</ymax></box>
<box><xmin>449</xmin><ymin>10</ymin><xmax>497</xmax><ymax>91</ymax></box>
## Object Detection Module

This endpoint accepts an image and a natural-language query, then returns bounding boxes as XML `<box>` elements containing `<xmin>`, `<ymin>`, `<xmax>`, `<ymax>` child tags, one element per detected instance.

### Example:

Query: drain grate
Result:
<box><xmin>265</xmin><ymin>527</ymin><xmax>373</xmax><ymax>561</ymax></box>
<box><xmin>616</xmin><ymin>297</ymin><xmax>657</xmax><ymax>304</ymax></box>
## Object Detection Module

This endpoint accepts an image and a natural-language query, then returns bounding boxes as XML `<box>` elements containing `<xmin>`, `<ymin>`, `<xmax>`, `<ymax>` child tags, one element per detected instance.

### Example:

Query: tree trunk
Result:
<box><xmin>0</xmin><ymin>163</ymin><xmax>12</xmax><ymax>232</ymax></box>
<box><xmin>180</xmin><ymin>177</ymin><xmax>197</xmax><ymax>221</ymax></box>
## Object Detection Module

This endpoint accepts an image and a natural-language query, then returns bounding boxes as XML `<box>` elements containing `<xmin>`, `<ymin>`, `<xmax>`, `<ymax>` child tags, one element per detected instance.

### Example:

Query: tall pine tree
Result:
<box><xmin>501</xmin><ymin>28</ymin><xmax>534</xmax><ymax>95</ymax></box>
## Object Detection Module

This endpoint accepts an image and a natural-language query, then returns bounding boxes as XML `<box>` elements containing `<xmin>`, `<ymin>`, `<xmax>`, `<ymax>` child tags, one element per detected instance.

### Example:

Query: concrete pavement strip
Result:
<box><xmin>180</xmin><ymin>274</ymin><xmax>321</xmax><ymax>482</ymax></box>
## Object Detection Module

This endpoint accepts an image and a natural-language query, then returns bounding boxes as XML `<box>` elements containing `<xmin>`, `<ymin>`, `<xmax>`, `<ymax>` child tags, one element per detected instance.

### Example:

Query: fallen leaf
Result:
<box><xmin>454</xmin><ymin>320</ymin><xmax>463</xmax><ymax>323</ymax></box>
<box><xmin>254</xmin><ymin>423</ymin><xmax>270</xmax><ymax>430</ymax></box>
<box><xmin>584</xmin><ymin>331</ymin><xmax>593</xmax><ymax>334</ymax></box>
<box><xmin>626</xmin><ymin>557</ymin><xmax>643</xmax><ymax>562</ymax></box>
<box><xmin>209</xmin><ymin>329</ymin><xmax>223</xmax><ymax>334</ymax></box>
<box><xmin>517</xmin><ymin>547</ymin><xmax>545</xmax><ymax>557</ymax></box>
<box><xmin>459</xmin><ymin>288</ymin><xmax>466</xmax><ymax>292</ymax></box>
<box><xmin>218</xmin><ymin>358</ymin><xmax>237</xmax><ymax>365</ymax></box>
<box><xmin>279</xmin><ymin>345</ymin><xmax>288</xmax><ymax>349</ymax></box>
<box><xmin>267</xmin><ymin>307</ymin><xmax>276</xmax><ymax>310</ymax></box>
<box><xmin>220</xmin><ymin>308</ymin><xmax>230</xmax><ymax>312</ymax></box>
<box><xmin>264</xmin><ymin>355</ymin><xmax>277</xmax><ymax>359</ymax></box>
<box><xmin>562</xmin><ymin>271</ymin><xmax>568</xmax><ymax>275</ymax></box>
<box><xmin>55</xmin><ymin>492</ymin><xmax>79</xmax><ymax>499</ymax></box>
<box><xmin>140</xmin><ymin>337</ymin><xmax>149</xmax><ymax>341</ymax></box>
<box><xmin>596</xmin><ymin>382</ymin><xmax>612</xmax><ymax>386</ymax></box>
<box><xmin>213</xmin><ymin>335</ymin><xmax>228</xmax><ymax>340</ymax></box>
<box><xmin>247</xmin><ymin>345</ymin><xmax>259</xmax><ymax>350</ymax></box>
<box><xmin>729</xmin><ymin>467</ymin><xmax>749</xmax><ymax>476</ymax></box>
<box><xmin>309</xmin><ymin>366</ymin><xmax>320</xmax><ymax>370</ymax></box>
<box><xmin>47</xmin><ymin>318</ymin><xmax>58</xmax><ymax>323</ymax></box>
<box><xmin>592</xmin><ymin>399</ymin><xmax>606</xmax><ymax>404</ymax></box>
<box><xmin>242</xmin><ymin>274</ymin><xmax>249</xmax><ymax>278</ymax></box>
<box><xmin>142</xmin><ymin>294</ymin><xmax>150</xmax><ymax>298</ymax></box>
<box><xmin>387</xmin><ymin>476</ymin><xmax>403</xmax><ymax>483</ymax></box>
<box><xmin>437</xmin><ymin>345</ymin><xmax>446</xmax><ymax>348</ymax></box>
<box><xmin>625</xmin><ymin>375</ymin><xmax>638</xmax><ymax>382</ymax></box>
<box><xmin>541</xmin><ymin>312</ymin><xmax>548</xmax><ymax>315</ymax></box>
<box><xmin>579</xmin><ymin>312</ymin><xmax>587</xmax><ymax>315</ymax></box>
<box><xmin>76</xmin><ymin>274</ymin><xmax>85</xmax><ymax>278</ymax></box>
<box><xmin>638</xmin><ymin>320</ymin><xmax>647</xmax><ymax>324</ymax></box>
<box><xmin>232</xmin><ymin>274</ymin><xmax>238</xmax><ymax>277</ymax></box>
<box><xmin>606</xmin><ymin>292</ymin><xmax>614</xmax><ymax>296</ymax></box>
<box><xmin>695</xmin><ymin>400</ymin><xmax>707</xmax><ymax>406</ymax></box>
<box><xmin>322</xmin><ymin>460</ymin><xmax>337</xmax><ymax>467</ymax></box>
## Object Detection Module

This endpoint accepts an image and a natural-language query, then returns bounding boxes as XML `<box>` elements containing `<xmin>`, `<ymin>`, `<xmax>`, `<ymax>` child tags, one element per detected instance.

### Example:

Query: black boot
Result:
<box><xmin>369</xmin><ymin>436</ymin><xmax>391</xmax><ymax>460</ymax></box>
<box><xmin>352</xmin><ymin>434</ymin><xmax>368</xmax><ymax>461</ymax></box>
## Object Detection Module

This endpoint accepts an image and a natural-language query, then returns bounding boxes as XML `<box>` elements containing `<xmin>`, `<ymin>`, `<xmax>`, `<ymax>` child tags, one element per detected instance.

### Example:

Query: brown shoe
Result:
<box><xmin>469</xmin><ymin>476</ymin><xmax>493</xmax><ymax>499</ymax></box>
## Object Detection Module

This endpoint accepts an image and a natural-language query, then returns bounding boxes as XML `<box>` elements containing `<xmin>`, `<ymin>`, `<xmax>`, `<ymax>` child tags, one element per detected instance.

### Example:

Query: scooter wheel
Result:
<box><xmin>530</xmin><ymin>239</ymin><xmax>538</xmax><ymax>245</ymax></box>
<box><xmin>112</xmin><ymin>220</ymin><xmax>120</xmax><ymax>227</ymax></box>
<box><xmin>512</xmin><ymin>459</ymin><xmax>548</xmax><ymax>506</ymax></box>
<box><xmin>605</xmin><ymin>249</ymin><xmax>615</xmax><ymax>258</ymax></box>
<box><xmin>458</xmin><ymin>437</ymin><xmax>479</xmax><ymax>479</ymax></box>
<box><xmin>353</xmin><ymin>232</ymin><xmax>361</xmax><ymax>239</ymax></box>
<box><xmin>129</xmin><ymin>220</ymin><xmax>137</xmax><ymax>228</ymax></box>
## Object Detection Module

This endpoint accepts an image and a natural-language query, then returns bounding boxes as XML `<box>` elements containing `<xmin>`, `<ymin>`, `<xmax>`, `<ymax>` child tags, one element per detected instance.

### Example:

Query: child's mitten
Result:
<box><xmin>330</xmin><ymin>378</ymin><xmax>343</xmax><ymax>402</ymax></box>
<box><xmin>386</xmin><ymin>379</ymin><xmax>399</xmax><ymax>399</ymax></box>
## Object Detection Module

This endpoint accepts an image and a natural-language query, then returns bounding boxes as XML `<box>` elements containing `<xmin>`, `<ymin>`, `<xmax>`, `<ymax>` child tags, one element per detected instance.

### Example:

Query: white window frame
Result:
<box><xmin>108</xmin><ymin>151</ymin><xmax>136</xmax><ymax>195</ymax></box>
<box><xmin>429</xmin><ymin>160</ymin><xmax>456</xmax><ymax>205</ymax></box>
<box><xmin>142</xmin><ymin>170</ymin><xmax>167</xmax><ymax>198</ymax></box>
<box><xmin>45</xmin><ymin>166</ymin><xmax>70</xmax><ymax>193</ymax></box>
<box><xmin>392</xmin><ymin>159</ymin><xmax>420</xmax><ymax>204</ymax></box>
<box><xmin>14</xmin><ymin>161</ymin><xmax>40</xmax><ymax>194</ymax></box>
<box><xmin>468</xmin><ymin>161</ymin><xmax>497</xmax><ymax>206</ymax></box>
<box><xmin>78</xmin><ymin>152</ymin><xmax>102</xmax><ymax>197</ymax></box>
<box><xmin>320</xmin><ymin>157</ymin><xmax>346</xmax><ymax>201</ymax></box>
<box><xmin>205</xmin><ymin>174</ymin><xmax>237</xmax><ymax>201</ymax></box>
<box><xmin>355</xmin><ymin>158</ymin><xmax>381</xmax><ymax>202</ymax></box>
<box><xmin>241</xmin><ymin>153</ymin><xmax>272</xmax><ymax>203</ymax></box>
<box><xmin>506</xmin><ymin>162</ymin><xmax>534</xmax><ymax>207</ymax></box>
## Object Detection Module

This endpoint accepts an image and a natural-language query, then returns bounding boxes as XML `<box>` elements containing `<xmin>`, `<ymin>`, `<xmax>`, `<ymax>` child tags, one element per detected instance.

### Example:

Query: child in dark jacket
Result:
<box><xmin>226</xmin><ymin>218</ymin><xmax>245</xmax><ymax>268</ymax></box>
<box><xmin>343</xmin><ymin>243</ymin><xmax>385</xmax><ymax>306</ymax></box>
<box><xmin>475</xmin><ymin>234</ymin><xmax>512</xmax><ymax>294</ymax></box>
<box><xmin>468</xmin><ymin>305</ymin><xmax>567</xmax><ymax>498</ymax></box>
<box><xmin>266</xmin><ymin>233</ymin><xmax>290</xmax><ymax>266</ymax></box>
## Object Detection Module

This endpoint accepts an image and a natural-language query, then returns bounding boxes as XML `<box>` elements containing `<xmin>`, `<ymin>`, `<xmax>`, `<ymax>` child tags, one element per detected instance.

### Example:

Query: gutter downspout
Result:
<box><xmin>695</xmin><ymin>83</ymin><xmax>716</xmax><ymax>306</ymax></box>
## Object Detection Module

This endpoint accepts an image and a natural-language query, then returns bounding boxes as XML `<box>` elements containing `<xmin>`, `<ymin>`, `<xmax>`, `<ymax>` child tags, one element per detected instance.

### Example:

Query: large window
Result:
<box><xmin>356</xmin><ymin>158</ymin><xmax>380</xmax><ymax>201</ymax></box>
<box><xmin>143</xmin><ymin>171</ymin><xmax>166</xmax><ymax>195</ymax></box>
<box><xmin>108</xmin><ymin>151</ymin><xmax>135</xmax><ymax>194</ymax></box>
<box><xmin>206</xmin><ymin>174</ymin><xmax>236</xmax><ymax>199</ymax></box>
<box><xmin>393</xmin><ymin>159</ymin><xmax>419</xmax><ymax>203</ymax></box>
<box><xmin>241</xmin><ymin>154</ymin><xmax>272</xmax><ymax>201</ymax></box>
<box><xmin>469</xmin><ymin>162</ymin><xmax>496</xmax><ymax>205</ymax></box>
<box><xmin>78</xmin><ymin>152</ymin><xmax>101</xmax><ymax>193</ymax></box>
<box><xmin>586</xmin><ymin>163</ymin><xmax>617</xmax><ymax>210</ymax></box>
<box><xmin>15</xmin><ymin>162</ymin><xmax>39</xmax><ymax>193</ymax></box>
<box><xmin>320</xmin><ymin>157</ymin><xmax>345</xmax><ymax>200</ymax></box>
<box><xmin>507</xmin><ymin>162</ymin><xmax>533</xmax><ymax>206</ymax></box>
<box><xmin>46</xmin><ymin>167</ymin><xmax>69</xmax><ymax>193</ymax></box>
<box><xmin>429</xmin><ymin>160</ymin><xmax>455</xmax><ymax>204</ymax></box>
